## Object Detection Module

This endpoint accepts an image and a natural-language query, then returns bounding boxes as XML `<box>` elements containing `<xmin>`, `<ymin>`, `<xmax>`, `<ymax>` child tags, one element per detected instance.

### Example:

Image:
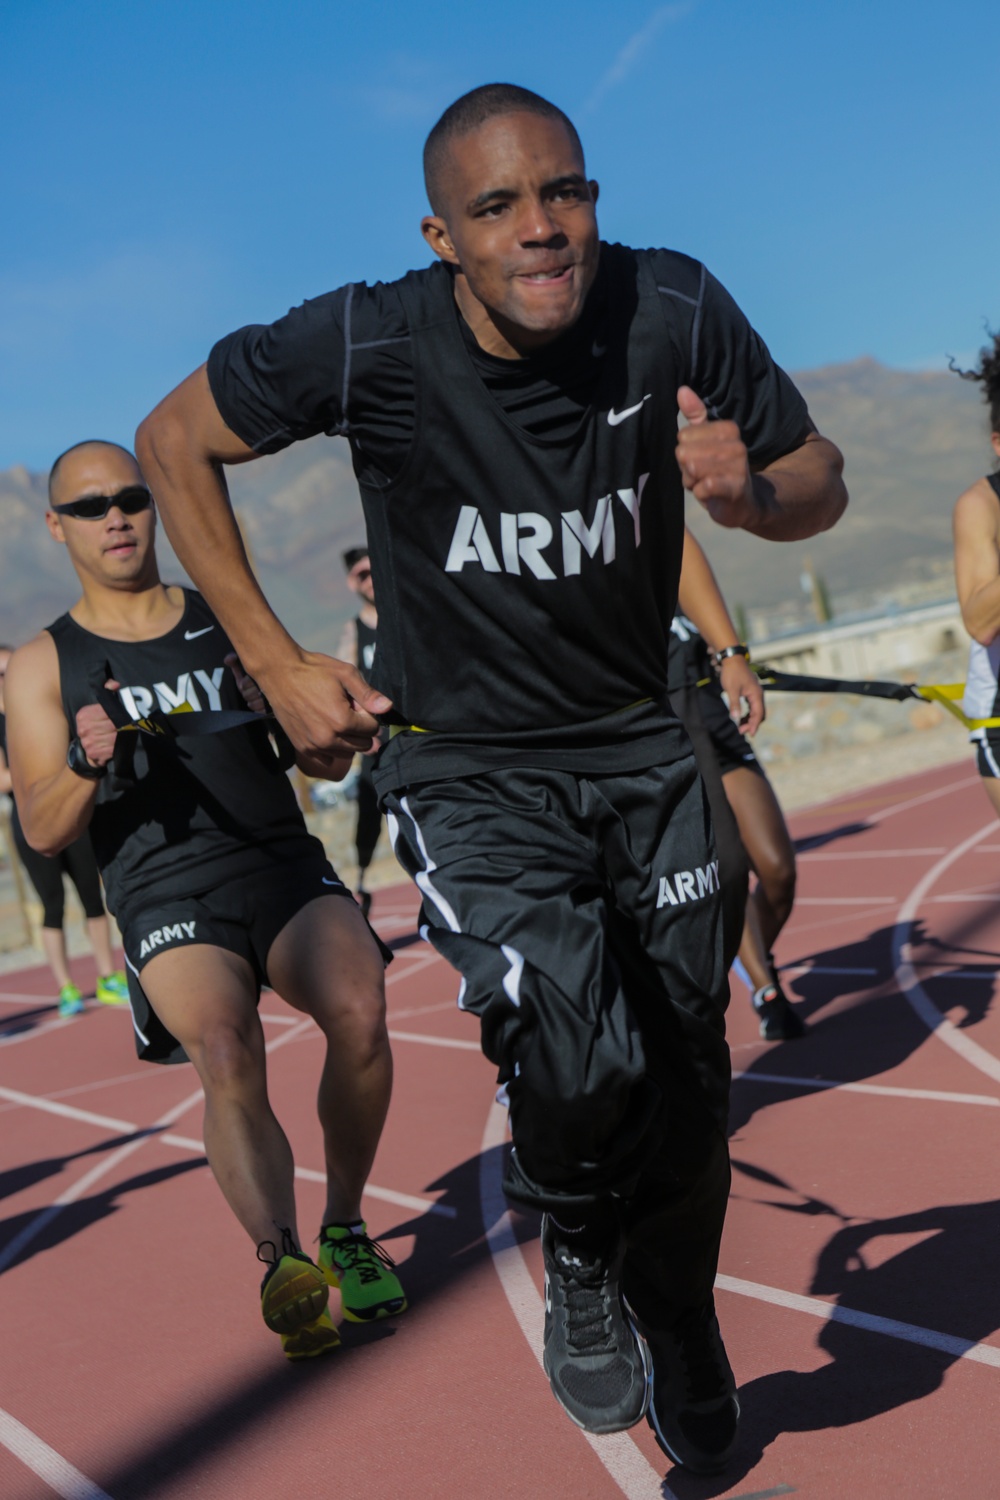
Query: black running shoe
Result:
<box><xmin>636</xmin><ymin>1301</ymin><xmax>739</xmax><ymax>1475</ymax></box>
<box><xmin>541</xmin><ymin>1213</ymin><xmax>651</xmax><ymax>1434</ymax></box>
<box><xmin>752</xmin><ymin>980</ymin><xmax>806</xmax><ymax>1041</ymax></box>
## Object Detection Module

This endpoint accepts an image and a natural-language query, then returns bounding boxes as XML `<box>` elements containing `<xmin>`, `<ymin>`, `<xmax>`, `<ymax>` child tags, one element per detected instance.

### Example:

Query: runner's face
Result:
<box><xmin>46</xmin><ymin>448</ymin><xmax>157</xmax><ymax>587</ymax></box>
<box><xmin>422</xmin><ymin>112</ymin><xmax>600</xmax><ymax>351</ymax></box>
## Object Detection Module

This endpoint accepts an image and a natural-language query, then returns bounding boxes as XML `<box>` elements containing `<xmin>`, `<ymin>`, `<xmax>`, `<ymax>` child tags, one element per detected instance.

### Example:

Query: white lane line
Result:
<box><xmin>733</xmin><ymin>1071</ymin><xmax>1000</xmax><ymax>1107</ymax></box>
<box><xmin>387</xmin><ymin>1029</ymin><xmax>480</xmax><ymax>1052</ymax></box>
<box><xmin>716</xmin><ymin>1274</ymin><xmax>1000</xmax><ymax>1370</ymax></box>
<box><xmin>0</xmin><ymin>1079</ymin><xmax>450</xmax><ymax>1221</ymax></box>
<box><xmin>479</xmin><ymin>1099</ymin><xmax>671</xmax><ymax>1499</ymax></box>
<box><xmin>799</xmin><ymin>848</ymin><xmax>946</xmax><ymax>860</ymax></box>
<box><xmin>0</xmin><ymin>1405</ymin><xmax>112</xmax><ymax>1499</ymax></box>
<box><xmin>0</xmin><ymin>1085</ymin><xmax>136</xmax><ymax>1133</ymax></box>
<box><xmin>793</xmin><ymin>897</ymin><xmax>897</xmax><ymax>906</ymax></box>
<box><xmin>928</xmin><ymin>894</ymin><xmax>1000</xmax><ymax>903</ymax></box>
<box><xmin>0</xmin><ymin>1016</ymin><xmax>313</xmax><ymax>1277</ymax></box>
<box><xmin>388</xmin><ymin>1000</ymin><xmax>458</xmax><ymax>1021</ymax></box>
<box><xmin>385</xmin><ymin>951</ymin><xmax>445</xmax><ymax>987</ymax></box>
<box><xmin>893</xmin><ymin>821</ymin><xmax>1000</xmax><ymax>1087</ymax></box>
<box><xmin>866</xmin><ymin>776</ymin><xmax>980</xmax><ymax>825</ymax></box>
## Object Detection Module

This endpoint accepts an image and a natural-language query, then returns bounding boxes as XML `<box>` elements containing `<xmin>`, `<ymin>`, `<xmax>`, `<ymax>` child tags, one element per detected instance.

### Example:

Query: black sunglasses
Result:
<box><xmin>52</xmin><ymin>485</ymin><xmax>153</xmax><ymax>520</ymax></box>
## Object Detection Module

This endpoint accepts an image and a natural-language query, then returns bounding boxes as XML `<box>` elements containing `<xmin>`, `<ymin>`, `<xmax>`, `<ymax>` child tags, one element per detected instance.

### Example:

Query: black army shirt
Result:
<box><xmin>208</xmin><ymin>246</ymin><xmax>809</xmax><ymax>791</ymax></box>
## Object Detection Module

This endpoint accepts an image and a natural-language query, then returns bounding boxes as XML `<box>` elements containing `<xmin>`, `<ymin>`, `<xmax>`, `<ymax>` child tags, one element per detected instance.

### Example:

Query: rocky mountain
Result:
<box><xmin>0</xmin><ymin>358</ymin><xmax>991</xmax><ymax>650</ymax></box>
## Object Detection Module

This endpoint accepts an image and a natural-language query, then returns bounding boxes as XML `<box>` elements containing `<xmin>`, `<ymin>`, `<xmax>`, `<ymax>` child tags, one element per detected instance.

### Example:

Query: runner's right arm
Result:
<box><xmin>136</xmin><ymin>367</ymin><xmax>390</xmax><ymax>765</ymax></box>
<box><xmin>954</xmin><ymin>480</ymin><xmax>1000</xmax><ymax>645</ymax></box>
<box><xmin>4</xmin><ymin>634</ymin><xmax>104</xmax><ymax>855</ymax></box>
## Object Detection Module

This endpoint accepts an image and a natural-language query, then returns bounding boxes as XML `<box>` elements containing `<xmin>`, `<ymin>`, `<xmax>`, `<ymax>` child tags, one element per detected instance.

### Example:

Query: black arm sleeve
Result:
<box><xmin>690</xmin><ymin>269</ymin><xmax>812</xmax><ymax>468</ymax></box>
<box><xmin>206</xmin><ymin>288</ymin><xmax>351</xmax><ymax>455</ymax></box>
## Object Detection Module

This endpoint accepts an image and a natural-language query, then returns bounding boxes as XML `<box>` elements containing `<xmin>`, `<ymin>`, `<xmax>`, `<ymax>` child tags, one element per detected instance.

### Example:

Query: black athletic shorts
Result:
<box><xmin>975</xmin><ymin>735</ymin><xmax>1000</xmax><ymax>779</ymax></box>
<box><xmin>698</xmin><ymin>685</ymin><xmax>763</xmax><ymax>777</ymax></box>
<box><xmin>121</xmin><ymin>857</ymin><xmax>390</xmax><ymax>1065</ymax></box>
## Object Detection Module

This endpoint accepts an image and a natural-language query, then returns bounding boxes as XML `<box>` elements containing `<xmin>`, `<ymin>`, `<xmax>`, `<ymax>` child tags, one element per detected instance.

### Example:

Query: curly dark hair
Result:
<box><xmin>950</xmin><ymin>328</ymin><xmax>1000</xmax><ymax>436</ymax></box>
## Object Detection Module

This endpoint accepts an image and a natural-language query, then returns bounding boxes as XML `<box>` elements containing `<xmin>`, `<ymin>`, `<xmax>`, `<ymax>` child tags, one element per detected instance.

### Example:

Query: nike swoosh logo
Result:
<box><xmin>184</xmin><ymin>626</ymin><xmax>214</xmax><ymax>640</ymax></box>
<box><xmin>321</xmin><ymin>877</ymin><xmax>343</xmax><ymax>887</ymax></box>
<box><xmin>607</xmin><ymin>395</ymin><xmax>651</xmax><ymax>426</ymax></box>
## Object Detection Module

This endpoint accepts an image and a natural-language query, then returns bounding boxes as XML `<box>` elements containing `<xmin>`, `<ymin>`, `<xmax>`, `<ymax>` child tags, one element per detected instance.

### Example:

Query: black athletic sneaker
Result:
<box><xmin>541</xmin><ymin>1213</ymin><xmax>651</xmax><ymax>1434</ymax></box>
<box><xmin>636</xmin><ymin>1301</ymin><xmax>739</xmax><ymax>1474</ymax></box>
<box><xmin>752</xmin><ymin>979</ymin><xmax>806</xmax><ymax>1041</ymax></box>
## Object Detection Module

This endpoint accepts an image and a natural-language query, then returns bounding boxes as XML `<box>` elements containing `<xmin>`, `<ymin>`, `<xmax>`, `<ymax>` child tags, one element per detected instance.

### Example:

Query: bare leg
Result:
<box><xmin>139</xmin><ymin>944</ymin><xmax>299</xmax><ymax>1247</ymax></box>
<box><xmin>40</xmin><ymin>927</ymin><xmax>73</xmax><ymax>991</ymax></box>
<box><xmin>266</xmin><ymin>895</ymin><xmax>390</xmax><ymax>1226</ymax></box>
<box><xmin>723</xmin><ymin>767</ymin><xmax>797</xmax><ymax>982</ymax></box>
<box><xmin>86</xmin><ymin>915</ymin><xmax>117</xmax><ymax>977</ymax></box>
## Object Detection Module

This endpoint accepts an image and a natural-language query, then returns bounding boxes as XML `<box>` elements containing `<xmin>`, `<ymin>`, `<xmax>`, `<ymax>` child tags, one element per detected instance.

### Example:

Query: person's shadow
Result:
<box><xmin>730</xmin><ymin>918</ymin><xmax>1000</xmax><ymax>1137</ymax></box>
<box><xmin>667</xmin><ymin>1182</ymin><xmax>1000</xmax><ymax>1495</ymax></box>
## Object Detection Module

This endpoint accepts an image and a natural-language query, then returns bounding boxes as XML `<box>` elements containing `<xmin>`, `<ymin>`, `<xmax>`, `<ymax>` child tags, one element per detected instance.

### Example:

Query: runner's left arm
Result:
<box><xmin>954</xmin><ymin>481</ymin><xmax>1000</xmax><ymax>645</ymax></box>
<box><xmin>677</xmin><ymin>527</ymin><xmax>764</xmax><ymax>734</ymax></box>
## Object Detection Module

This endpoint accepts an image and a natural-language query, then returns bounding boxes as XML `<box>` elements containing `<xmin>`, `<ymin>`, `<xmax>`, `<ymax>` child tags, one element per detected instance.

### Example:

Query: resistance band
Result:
<box><xmin>750</xmin><ymin>665</ymin><xmax>1000</xmax><ymax>733</ymax></box>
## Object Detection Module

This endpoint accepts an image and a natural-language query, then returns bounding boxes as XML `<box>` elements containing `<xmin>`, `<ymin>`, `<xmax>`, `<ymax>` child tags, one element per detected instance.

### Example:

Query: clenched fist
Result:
<box><xmin>676</xmin><ymin>387</ymin><xmax>756</xmax><ymax>529</ymax></box>
<box><xmin>75</xmin><ymin>681</ymin><xmax>121</xmax><ymax>768</ymax></box>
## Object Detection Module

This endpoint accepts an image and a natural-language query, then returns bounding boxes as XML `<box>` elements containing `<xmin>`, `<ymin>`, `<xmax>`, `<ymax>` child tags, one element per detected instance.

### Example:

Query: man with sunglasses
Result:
<box><xmin>4</xmin><ymin>439</ymin><xmax>407</xmax><ymax>1360</ymax></box>
<box><xmin>136</xmin><ymin>84</ymin><xmax>847</xmax><ymax>1472</ymax></box>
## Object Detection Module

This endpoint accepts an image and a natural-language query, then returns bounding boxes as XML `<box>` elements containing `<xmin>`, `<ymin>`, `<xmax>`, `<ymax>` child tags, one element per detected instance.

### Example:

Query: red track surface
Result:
<box><xmin>2</xmin><ymin>757</ymin><xmax>1000</xmax><ymax>1499</ymax></box>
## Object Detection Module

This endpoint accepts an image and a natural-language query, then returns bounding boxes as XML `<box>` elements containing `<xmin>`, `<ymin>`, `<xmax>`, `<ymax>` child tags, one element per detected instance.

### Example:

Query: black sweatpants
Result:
<box><xmin>385</xmin><ymin>754</ymin><xmax>739</xmax><ymax>1324</ymax></box>
<box><xmin>12</xmin><ymin>810</ymin><xmax>105</xmax><ymax>928</ymax></box>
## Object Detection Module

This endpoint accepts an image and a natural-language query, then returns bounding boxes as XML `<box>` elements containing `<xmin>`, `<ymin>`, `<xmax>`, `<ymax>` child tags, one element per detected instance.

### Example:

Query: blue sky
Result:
<box><xmin>2</xmin><ymin>0</ymin><xmax>998</xmax><ymax>467</ymax></box>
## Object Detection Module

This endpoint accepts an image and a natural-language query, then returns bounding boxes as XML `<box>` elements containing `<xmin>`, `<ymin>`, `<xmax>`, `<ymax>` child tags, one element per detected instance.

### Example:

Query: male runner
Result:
<box><xmin>336</xmin><ymin>546</ymin><xmax>384</xmax><ymax>917</ymax></box>
<box><xmin>4</xmin><ymin>441</ymin><xmax>406</xmax><ymax>1360</ymax></box>
<box><xmin>671</xmin><ymin>530</ymin><xmax>803</xmax><ymax>1041</ymax></box>
<box><xmin>136</xmin><ymin>85</ymin><xmax>846</xmax><ymax>1472</ymax></box>
<box><xmin>953</xmin><ymin>332</ymin><xmax>1000</xmax><ymax>805</ymax></box>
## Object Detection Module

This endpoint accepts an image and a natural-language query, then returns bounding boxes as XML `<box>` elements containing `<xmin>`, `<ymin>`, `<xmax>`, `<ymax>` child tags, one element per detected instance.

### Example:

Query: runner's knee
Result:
<box><xmin>189</xmin><ymin>1021</ymin><xmax>264</xmax><ymax>1093</ymax></box>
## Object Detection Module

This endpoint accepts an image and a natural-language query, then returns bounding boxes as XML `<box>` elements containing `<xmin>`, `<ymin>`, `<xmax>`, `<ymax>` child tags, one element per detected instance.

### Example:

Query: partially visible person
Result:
<box><xmin>670</xmin><ymin>529</ymin><xmax>802</xmax><ymax>1041</ymax></box>
<box><xmin>336</xmin><ymin>546</ymin><xmax>383</xmax><ymax>918</ymax></box>
<box><xmin>953</xmin><ymin>332</ymin><xmax>1000</xmax><ymax>810</ymax></box>
<box><xmin>0</xmin><ymin>644</ymin><xmax>127</xmax><ymax>1016</ymax></box>
<box><xmin>5</xmin><ymin>442</ymin><xmax>406</xmax><ymax>1360</ymax></box>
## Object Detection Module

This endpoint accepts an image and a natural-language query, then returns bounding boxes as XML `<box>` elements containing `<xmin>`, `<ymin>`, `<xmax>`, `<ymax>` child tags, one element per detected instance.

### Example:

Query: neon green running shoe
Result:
<box><xmin>258</xmin><ymin>1227</ymin><xmax>339</xmax><ymax>1362</ymax></box>
<box><xmin>318</xmin><ymin>1220</ymin><xmax>408</xmax><ymax>1322</ymax></box>
<box><xmin>96</xmin><ymin>971</ymin><xmax>129</xmax><ymax>1006</ymax></box>
<box><xmin>58</xmin><ymin>983</ymin><xmax>85</xmax><ymax>1018</ymax></box>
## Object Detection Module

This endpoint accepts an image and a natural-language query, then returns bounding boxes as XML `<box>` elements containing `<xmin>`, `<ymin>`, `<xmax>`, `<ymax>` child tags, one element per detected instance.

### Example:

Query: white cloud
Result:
<box><xmin>583</xmin><ymin>2</ymin><xmax>696</xmax><ymax>115</ymax></box>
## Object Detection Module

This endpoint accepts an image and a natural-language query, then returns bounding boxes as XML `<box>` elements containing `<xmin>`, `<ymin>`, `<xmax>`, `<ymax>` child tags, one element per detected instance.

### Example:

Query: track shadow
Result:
<box><xmin>0</xmin><ymin>1002</ymin><xmax>59</xmax><ymax>1039</ymax></box>
<box><xmin>82</xmin><ymin>1148</ymin><xmax>495</xmax><ymax>1499</ymax></box>
<box><xmin>0</xmin><ymin>1154</ymin><xmax>206</xmax><ymax>1274</ymax></box>
<box><xmin>793</xmin><ymin>821</ymin><xmax>870</xmax><ymax>854</ymax></box>
<box><xmin>0</xmin><ymin>1133</ymin><xmax>138</xmax><ymax>1205</ymax></box>
<box><xmin>666</xmin><ymin>1192</ymin><xmax>1000</xmax><ymax>1495</ymax></box>
<box><xmin>730</xmin><ymin>918</ymin><xmax>998</xmax><ymax>1137</ymax></box>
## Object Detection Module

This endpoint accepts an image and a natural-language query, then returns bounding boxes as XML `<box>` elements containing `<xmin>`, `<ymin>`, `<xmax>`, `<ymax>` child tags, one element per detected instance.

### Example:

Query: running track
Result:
<box><xmin>1</xmin><ymin>758</ymin><xmax>999</xmax><ymax>1499</ymax></box>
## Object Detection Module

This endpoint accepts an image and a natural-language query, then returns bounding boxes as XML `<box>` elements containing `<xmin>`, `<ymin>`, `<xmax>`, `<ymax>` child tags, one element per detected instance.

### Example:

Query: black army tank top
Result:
<box><xmin>49</xmin><ymin>590</ymin><xmax>321</xmax><ymax>921</ymax></box>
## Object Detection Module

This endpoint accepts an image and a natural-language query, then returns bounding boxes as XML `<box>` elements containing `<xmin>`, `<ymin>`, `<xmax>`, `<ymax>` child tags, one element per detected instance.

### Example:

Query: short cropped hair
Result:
<box><xmin>423</xmin><ymin>83</ymin><xmax>583</xmax><ymax>215</ymax></box>
<box><xmin>48</xmin><ymin>439</ymin><xmax>136</xmax><ymax>503</ymax></box>
<box><xmin>342</xmin><ymin>546</ymin><xmax>369</xmax><ymax>572</ymax></box>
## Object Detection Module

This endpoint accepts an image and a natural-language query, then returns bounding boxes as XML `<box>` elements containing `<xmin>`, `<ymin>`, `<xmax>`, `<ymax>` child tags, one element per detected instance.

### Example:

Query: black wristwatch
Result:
<box><xmin>67</xmin><ymin>737</ymin><xmax>108</xmax><ymax>780</ymax></box>
<box><xmin>712</xmin><ymin>643</ymin><xmax>751</xmax><ymax>667</ymax></box>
